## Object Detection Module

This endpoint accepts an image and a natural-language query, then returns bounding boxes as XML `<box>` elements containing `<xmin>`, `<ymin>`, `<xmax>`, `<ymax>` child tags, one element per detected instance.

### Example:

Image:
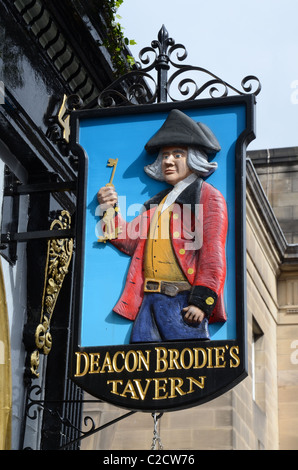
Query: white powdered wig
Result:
<box><xmin>144</xmin><ymin>146</ymin><xmax>218</xmax><ymax>181</ymax></box>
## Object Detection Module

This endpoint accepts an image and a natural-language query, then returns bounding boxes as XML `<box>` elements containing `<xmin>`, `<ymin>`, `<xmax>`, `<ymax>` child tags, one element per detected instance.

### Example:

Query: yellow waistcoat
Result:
<box><xmin>143</xmin><ymin>197</ymin><xmax>186</xmax><ymax>282</ymax></box>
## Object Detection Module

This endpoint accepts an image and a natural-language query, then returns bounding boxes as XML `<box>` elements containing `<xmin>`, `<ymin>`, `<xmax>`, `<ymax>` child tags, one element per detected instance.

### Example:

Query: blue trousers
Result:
<box><xmin>130</xmin><ymin>292</ymin><xmax>210</xmax><ymax>343</ymax></box>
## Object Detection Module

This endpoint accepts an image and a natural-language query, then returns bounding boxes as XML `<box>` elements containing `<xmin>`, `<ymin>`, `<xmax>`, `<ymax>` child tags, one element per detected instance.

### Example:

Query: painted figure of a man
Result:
<box><xmin>97</xmin><ymin>109</ymin><xmax>228</xmax><ymax>343</ymax></box>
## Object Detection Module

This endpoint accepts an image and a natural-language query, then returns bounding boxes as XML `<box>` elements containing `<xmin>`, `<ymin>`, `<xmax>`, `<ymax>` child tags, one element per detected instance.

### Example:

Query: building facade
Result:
<box><xmin>1</xmin><ymin>0</ymin><xmax>298</xmax><ymax>451</ymax></box>
<box><xmin>0</xmin><ymin>0</ymin><xmax>132</xmax><ymax>450</ymax></box>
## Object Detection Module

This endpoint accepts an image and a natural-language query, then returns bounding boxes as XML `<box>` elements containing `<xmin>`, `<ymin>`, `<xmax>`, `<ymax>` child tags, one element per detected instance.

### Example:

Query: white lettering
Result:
<box><xmin>290</xmin><ymin>340</ymin><xmax>298</xmax><ymax>365</ymax></box>
<box><xmin>290</xmin><ymin>80</ymin><xmax>298</xmax><ymax>104</ymax></box>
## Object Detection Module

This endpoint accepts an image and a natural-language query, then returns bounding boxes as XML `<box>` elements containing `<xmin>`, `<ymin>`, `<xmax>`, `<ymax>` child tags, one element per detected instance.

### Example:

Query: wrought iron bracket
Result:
<box><xmin>0</xmin><ymin>180</ymin><xmax>76</xmax><ymax>245</ymax></box>
<box><xmin>4</xmin><ymin>180</ymin><xmax>76</xmax><ymax>196</ymax></box>
<box><xmin>1</xmin><ymin>228</ymin><xmax>74</xmax><ymax>244</ymax></box>
<box><xmin>59</xmin><ymin>410</ymin><xmax>136</xmax><ymax>450</ymax></box>
<box><xmin>45</xmin><ymin>24</ymin><xmax>262</xmax><ymax>165</ymax></box>
<box><xmin>23</xmin><ymin>385</ymin><xmax>136</xmax><ymax>450</ymax></box>
<box><xmin>63</xmin><ymin>24</ymin><xmax>261</xmax><ymax>112</ymax></box>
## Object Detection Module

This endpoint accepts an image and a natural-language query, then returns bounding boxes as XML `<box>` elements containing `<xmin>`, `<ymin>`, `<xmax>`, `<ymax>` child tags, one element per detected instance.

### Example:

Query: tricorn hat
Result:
<box><xmin>145</xmin><ymin>109</ymin><xmax>221</xmax><ymax>155</ymax></box>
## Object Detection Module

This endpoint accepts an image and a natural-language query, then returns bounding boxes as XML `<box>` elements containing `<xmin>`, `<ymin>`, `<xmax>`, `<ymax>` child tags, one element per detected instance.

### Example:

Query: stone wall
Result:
<box><xmin>248</xmin><ymin>147</ymin><xmax>298</xmax><ymax>450</ymax></box>
<box><xmin>277</xmin><ymin>266</ymin><xmax>298</xmax><ymax>450</ymax></box>
<box><xmin>248</xmin><ymin>147</ymin><xmax>298</xmax><ymax>244</ymax></box>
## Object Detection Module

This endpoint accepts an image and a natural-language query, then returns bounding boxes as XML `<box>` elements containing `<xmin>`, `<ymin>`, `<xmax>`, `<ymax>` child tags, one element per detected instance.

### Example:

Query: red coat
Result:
<box><xmin>108</xmin><ymin>179</ymin><xmax>228</xmax><ymax>324</ymax></box>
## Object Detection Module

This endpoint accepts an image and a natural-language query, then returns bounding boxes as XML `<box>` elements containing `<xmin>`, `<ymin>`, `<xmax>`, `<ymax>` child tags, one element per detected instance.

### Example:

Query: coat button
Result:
<box><xmin>179</xmin><ymin>249</ymin><xmax>185</xmax><ymax>255</ymax></box>
<box><xmin>206</xmin><ymin>297</ymin><xmax>215</xmax><ymax>305</ymax></box>
<box><xmin>173</xmin><ymin>231</ymin><xmax>180</xmax><ymax>238</ymax></box>
<box><xmin>187</xmin><ymin>268</ymin><xmax>194</xmax><ymax>274</ymax></box>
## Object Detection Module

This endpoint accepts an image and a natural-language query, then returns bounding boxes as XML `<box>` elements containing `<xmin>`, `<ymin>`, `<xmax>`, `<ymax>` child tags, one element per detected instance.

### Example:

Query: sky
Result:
<box><xmin>118</xmin><ymin>0</ymin><xmax>298</xmax><ymax>151</ymax></box>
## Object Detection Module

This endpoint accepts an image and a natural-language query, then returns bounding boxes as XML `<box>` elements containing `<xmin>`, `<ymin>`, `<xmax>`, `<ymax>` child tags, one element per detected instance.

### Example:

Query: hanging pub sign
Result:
<box><xmin>69</xmin><ymin>95</ymin><xmax>255</xmax><ymax>412</ymax></box>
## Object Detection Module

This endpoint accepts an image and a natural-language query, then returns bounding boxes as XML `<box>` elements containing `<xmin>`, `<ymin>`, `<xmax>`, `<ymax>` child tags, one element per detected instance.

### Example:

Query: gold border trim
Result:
<box><xmin>0</xmin><ymin>258</ymin><xmax>12</xmax><ymax>450</ymax></box>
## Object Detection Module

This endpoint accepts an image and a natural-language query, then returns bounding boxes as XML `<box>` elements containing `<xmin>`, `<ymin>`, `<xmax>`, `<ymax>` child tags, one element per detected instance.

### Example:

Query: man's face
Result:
<box><xmin>161</xmin><ymin>146</ymin><xmax>192</xmax><ymax>185</ymax></box>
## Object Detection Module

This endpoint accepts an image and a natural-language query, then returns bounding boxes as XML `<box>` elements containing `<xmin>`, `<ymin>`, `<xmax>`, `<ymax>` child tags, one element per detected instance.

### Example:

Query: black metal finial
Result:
<box><xmin>153</xmin><ymin>25</ymin><xmax>174</xmax><ymax>59</ymax></box>
<box><xmin>152</xmin><ymin>25</ymin><xmax>175</xmax><ymax>101</ymax></box>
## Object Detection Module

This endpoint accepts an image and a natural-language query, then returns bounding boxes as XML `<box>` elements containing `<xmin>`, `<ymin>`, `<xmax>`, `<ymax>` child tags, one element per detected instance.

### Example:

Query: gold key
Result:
<box><xmin>106</xmin><ymin>158</ymin><xmax>118</xmax><ymax>186</ymax></box>
<box><xmin>97</xmin><ymin>158</ymin><xmax>122</xmax><ymax>243</ymax></box>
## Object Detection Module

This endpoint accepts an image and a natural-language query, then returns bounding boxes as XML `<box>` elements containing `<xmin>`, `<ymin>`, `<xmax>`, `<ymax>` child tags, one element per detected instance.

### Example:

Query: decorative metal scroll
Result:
<box><xmin>24</xmin><ymin>385</ymin><xmax>95</xmax><ymax>442</ymax></box>
<box><xmin>29</xmin><ymin>211</ymin><xmax>74</xmax><ymax>378</ymax></box>
<box><xmin>77</xmin><ymin>24</ymin><xmax>261</xmax><ymax>110</ymax></box>
<box><xmin>49</xmin><ymin>25</ymin><xmax>261</xmax><ymax>140</ymax></box>
<box><xmin>22</xmin><ymin>385</ymin><xmax>136</xmax><ymax>450</ymax></box>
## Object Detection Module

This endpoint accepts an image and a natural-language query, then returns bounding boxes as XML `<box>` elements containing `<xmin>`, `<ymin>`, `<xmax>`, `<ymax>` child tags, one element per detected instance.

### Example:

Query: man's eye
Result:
<box><xmin>174</xmin><ymin>154</ymin><xmax>182</xmax><ymax>158</ymax></box>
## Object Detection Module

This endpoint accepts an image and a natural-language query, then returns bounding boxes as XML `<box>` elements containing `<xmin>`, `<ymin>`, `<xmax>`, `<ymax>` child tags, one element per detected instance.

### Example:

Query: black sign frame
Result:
<box><xmin>69</xmin><ymin>95</ymin><xmax>255</xmax><ymax>412</ymax></box>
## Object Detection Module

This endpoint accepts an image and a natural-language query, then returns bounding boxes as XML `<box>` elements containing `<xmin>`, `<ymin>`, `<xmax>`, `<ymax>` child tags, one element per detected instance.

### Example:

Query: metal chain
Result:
<box><xmin>151</xmin><ymin>412</ymin><xmax>164</xmax><ymax>450</ymax></box>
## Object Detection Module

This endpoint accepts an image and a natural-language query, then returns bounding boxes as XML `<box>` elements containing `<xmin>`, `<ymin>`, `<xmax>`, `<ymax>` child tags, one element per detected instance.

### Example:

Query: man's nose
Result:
<box><xmin>165</xmin><ymin>154</ymin><xmax>175</xmax><ymax>164</ymax></box>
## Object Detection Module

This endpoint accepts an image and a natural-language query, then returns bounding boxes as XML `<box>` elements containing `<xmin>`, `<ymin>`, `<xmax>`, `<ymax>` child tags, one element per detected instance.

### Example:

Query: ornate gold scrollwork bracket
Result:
<box><xmin>29</xmin><ymin>211</ymin><xmax>73</xmax><ymax>378</ymax></box>
<box><xmin>46</xmin><ymin>94</ymin><xmax>83</xmax><ymax>147</ymax></box>
<box><xmin>57</xmin><ymin>94</ymin><xmax>71</xmax><ymax>143</ymax></box>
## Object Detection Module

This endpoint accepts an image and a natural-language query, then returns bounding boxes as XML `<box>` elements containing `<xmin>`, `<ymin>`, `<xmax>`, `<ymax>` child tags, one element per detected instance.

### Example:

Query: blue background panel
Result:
<box><xmin>79</xmin><ymin>104</ymin><xmax>246</xmax><ymax>346</ymax></box>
